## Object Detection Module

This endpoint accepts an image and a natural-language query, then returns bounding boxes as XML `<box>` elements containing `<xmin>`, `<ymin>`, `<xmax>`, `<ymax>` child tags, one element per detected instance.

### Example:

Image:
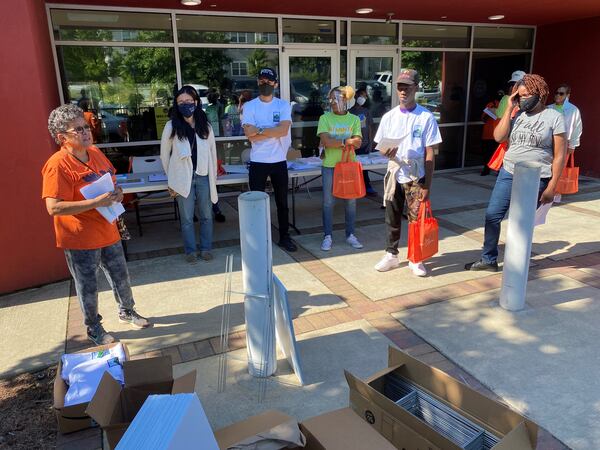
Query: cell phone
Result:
<box><xmin>513</xmin><ymin>94</ymin><xmax>520</xmax><ymax>103</ymax></box>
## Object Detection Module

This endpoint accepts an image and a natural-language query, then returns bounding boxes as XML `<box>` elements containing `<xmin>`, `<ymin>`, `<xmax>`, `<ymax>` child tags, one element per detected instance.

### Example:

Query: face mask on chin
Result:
<box><xmin>356</xmin><ymin>96</ymin><xmax>366</xmax><ymax>106</ymax></box>
<box><xmin>258</xmin><ymin>83</ymin><xmax>275</xmax><ymax>96</ymax></box>
<box><xmin>519</xmin><ymin>94</ymin><xmax>540</xmax><ymax>113</ymax></box>
<box><xmin>178</xmin><ymin>103</ymin><xmax>196</xmax><ymax>118</ymax></box>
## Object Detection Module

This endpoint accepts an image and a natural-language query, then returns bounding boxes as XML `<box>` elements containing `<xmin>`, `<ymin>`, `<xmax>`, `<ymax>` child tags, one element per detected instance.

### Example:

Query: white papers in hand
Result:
<box><xmin>483</xmin><ymin>107</ymin><xmax>497</xmax><ymax>120</ymax></box>
<box><xmin>534</xmin><ymin>201</ymin><xmax>553</xmax><ymax>226</ymax></box>
<box><xmin>80</xmin><ymin>173</ymin><xmax>125</xmax><ymax>223</ymax></box>
<box><xmin>375</xmin><ymin>136</ymin><xmax>406</xmax><ymax>153</ymax></box>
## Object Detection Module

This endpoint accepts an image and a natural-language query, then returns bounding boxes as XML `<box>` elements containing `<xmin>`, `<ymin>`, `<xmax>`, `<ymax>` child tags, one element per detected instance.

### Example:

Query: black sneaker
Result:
<box><xmin>87</xmin><ymin>324</ymin><xmax>116</xmax><ymax>345</ymax></box>
<box><xmin>464</xmin><ymin>260</ymin><xmax>498</xmax><ymax>272</ymax></box>
<box><xmin>119</xmin><ymin>309</ymin><xmax>152</xmax><ymax>329</ymax></box>
<box><xmin>278</xmin><ymin>235</ymin><xmax>297</xmax><ymax>252</ymax></box>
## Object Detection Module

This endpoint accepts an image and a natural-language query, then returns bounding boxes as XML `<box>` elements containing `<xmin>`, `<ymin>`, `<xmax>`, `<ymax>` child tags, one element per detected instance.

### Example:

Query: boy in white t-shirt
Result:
<box><xmin>373</xmin><ymin>69</ymin><xmax>442</xmax><ymax>277</ymax></box>
<box><xmin>242</xmin><ymin>68</ymin><xmax>296</xmax><ymax>251</ymax></box>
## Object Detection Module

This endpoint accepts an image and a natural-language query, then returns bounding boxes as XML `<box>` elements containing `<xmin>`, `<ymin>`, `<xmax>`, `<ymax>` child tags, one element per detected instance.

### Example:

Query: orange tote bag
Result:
<box><xmin>407</xmin><ymin>200</ymin><xmax>439</xmax><ymax>264</ymax></box>
<box><xmin>556</xmin><ymin>153</ymin><xmax>579</xmax><ymax>195</ymax></box>
<box><xmin>332</xmin><ymin>145</ymin><xmax>366</xmax><ymax>199</ymax></box>
<box><xmin>487</xmin><ymin>142</ymin><xmax>507</xmax><ymax>171</ymax></box>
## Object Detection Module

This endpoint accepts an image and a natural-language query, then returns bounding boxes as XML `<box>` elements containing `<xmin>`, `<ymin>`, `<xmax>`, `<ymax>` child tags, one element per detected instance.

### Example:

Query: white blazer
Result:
<box><xmin>160</xmin><ymin>120</ymin><xmax>219</xmax><ymax>203</ymax></box>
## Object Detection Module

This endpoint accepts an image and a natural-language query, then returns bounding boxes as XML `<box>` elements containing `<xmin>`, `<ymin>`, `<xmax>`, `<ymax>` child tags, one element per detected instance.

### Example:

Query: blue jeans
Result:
<box><xmin>481</xmin><ymin>168</ymin><xmax>549</xmax><ymax>264</ymax></box>
<box><xmin>177</xmin><ymin>174</ymin><xmax>213</xmax><ymax>254</ymax></box>
<box><xmin>322</xmin><ymin>166</ymin><xmax>356</xmax><ymax>237</ymax></box>
<box><xmin>64</xmin><ymin>242</ymin><xmax>135</xmax><ymax>331</ymax></box>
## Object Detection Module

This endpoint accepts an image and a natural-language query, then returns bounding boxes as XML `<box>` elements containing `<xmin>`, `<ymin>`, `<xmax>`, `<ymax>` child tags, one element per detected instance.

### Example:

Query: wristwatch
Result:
<box><xmin>257</xmin><ymin>127</ymin><xmax>264</xmax><ymax>135</ymax></box>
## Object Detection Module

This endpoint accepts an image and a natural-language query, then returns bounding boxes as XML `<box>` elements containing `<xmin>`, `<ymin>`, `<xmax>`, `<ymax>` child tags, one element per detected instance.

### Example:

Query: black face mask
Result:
<box><xmin>258</xmin><ymin>84</ymin><xmax>275</xmax><ymax>96</ymax></box>
<box><xmin>519</xmin><ymin>94</ymin><xmax>540</xmax><ymax>112</ymax></box>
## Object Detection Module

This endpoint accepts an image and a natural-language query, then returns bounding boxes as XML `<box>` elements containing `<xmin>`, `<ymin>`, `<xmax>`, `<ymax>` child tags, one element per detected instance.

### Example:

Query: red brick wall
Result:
<box><xmin>0</xmin><ymin>0</ymin><xmax>67</xmax><ymax>294</ymax></box>
<box><xmin>534</xmin><ymin>16</ymin><xmax>600</xmax><ymax>177</ymax></box>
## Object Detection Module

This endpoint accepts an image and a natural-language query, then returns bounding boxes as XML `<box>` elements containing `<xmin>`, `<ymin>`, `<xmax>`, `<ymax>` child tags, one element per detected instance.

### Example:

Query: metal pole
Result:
<box><xmin>238</xmin><ymin>191</ymin><xmax>276</xmax><ymax>377</ymax></box>
<box><xmin>499</xmin><ymin>161</ymin><xmax>541</xmax><ymax>311</ymax></box>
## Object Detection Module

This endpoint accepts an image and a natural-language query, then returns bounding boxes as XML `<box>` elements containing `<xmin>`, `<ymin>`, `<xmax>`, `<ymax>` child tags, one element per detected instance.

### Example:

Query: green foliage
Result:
<box><xmin>180</xmin><ymin>48</ymin><xmax>232</xmax><ymax>88</ymax></box>
<box><xmin>401</xmin><ymin>50</ymin><xmax>441</xmax><ymax>90</ymax></box>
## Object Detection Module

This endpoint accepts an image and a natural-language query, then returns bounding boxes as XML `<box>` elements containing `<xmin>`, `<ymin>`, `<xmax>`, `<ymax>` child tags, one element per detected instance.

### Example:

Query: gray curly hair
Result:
<box><xmin>48</xmin><ymin>104</ymin><xmax>84</xmax><ymax>144</ymax></box>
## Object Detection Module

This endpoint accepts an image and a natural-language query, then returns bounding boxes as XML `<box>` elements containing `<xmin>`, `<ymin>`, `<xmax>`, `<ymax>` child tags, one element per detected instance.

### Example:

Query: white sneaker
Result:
<box><xmin>321</xmin><ymin>235</ymin><xmax>332</xmax><ymax>251</ymax></box>
<box><xmin>346</xmin><ymin>234</ymin><xmax>363</xmax><ymax>249</ymax></box>
<box><xmin>409</xmin><ymin>261</ymin><xmax>428</xmax><ymax>277</ymax></box>
<box><xmin>374</xmin><ymin>252</ymin><xmax>400</xmax><ymax>272</ymax></box>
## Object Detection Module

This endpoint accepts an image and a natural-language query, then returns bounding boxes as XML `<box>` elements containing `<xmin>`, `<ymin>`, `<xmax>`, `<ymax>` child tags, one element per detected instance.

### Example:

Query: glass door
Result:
<box><xmin>282</xmin><ymin>49</ymin><xmax>339</xmax><ymax>157</ymax></box>
<box><xmin>349</xmin><ymin>49</ymin><xmax>398</xmax><ymax>121</ymax></box>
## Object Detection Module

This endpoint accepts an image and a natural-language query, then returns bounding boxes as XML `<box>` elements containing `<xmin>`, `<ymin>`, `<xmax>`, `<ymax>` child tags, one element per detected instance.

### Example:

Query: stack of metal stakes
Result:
<box><xmin>384</xmin><ymin>373</ymin><xmax>500</xmax><ymax>450</ymax></box>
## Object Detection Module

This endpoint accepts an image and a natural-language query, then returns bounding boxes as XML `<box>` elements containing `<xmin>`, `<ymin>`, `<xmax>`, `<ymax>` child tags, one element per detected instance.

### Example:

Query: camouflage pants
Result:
<box><xmin>384</xmin><ymin>178</ymin><xmax>425</xmax><ymax>255</ymax></box>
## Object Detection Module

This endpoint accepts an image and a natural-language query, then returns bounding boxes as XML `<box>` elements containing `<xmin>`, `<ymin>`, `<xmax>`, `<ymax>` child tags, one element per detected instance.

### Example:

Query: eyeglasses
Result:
<box><xmin>65</xmin><ymin>125</ymin><xmax>91</xmax><ymax>134</ymax></box>
<box><xmin>258</xmin><ymin>78</ymin><xmax>276</xmax><ymax>86</ymax></box>
<box><xmin>555</xmin><ymin>91</ymin><xmax>566</xmax><ymax>96</ymax></box>
<box><xmin>396</xmin><ymin>84</ymin><xmax>413</xmax><ymax>91</ymax></box>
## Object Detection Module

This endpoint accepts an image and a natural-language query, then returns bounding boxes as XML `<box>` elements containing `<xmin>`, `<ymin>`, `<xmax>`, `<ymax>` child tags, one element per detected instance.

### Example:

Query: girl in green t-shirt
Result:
<box><xmin>316</xmin><ymin>86</ymin><xmax>363</xmax><ymax>252</ymax></box>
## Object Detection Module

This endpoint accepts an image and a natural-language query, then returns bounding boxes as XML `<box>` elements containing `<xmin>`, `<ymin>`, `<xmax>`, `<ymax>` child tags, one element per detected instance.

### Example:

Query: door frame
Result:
<box><xmin>349</xmin><ymin>49</ymin><xmax>399</xmax><ymax>111</ymax></box>
<box><xmin>280</xmin><ymin>48</ymin><xmax>340</xmax><ymax>103</ymax></box>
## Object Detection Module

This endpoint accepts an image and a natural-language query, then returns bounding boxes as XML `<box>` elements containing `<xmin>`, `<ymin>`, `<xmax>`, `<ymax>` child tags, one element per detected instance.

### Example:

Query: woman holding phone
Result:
<box><xmin>465</xmin><ymin>74</ymin><xmax>567</xmax><ymax>272</ymax></box>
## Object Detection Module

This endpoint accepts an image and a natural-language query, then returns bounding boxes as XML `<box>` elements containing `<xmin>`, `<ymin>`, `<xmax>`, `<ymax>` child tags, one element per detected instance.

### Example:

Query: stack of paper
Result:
<box><xmin>80</xmin><ymin>173</ymin><xmax>125</xmax><ymax>223</ymax></box>
<box><xmin>116</xmin><ymin>393</ymin><xmax>219</xmax><ymax>450</ymax></box>
<box><xmin>61</xmin><ymin>343</ymin><xmax>127</xmax><ymax>407</ymax></box>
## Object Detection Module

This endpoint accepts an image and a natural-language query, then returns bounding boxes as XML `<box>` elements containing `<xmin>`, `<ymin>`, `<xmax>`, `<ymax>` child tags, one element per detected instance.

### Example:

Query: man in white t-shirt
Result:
<box><xmin>373</xmin><ymin>69</ymin><xmax>442</xmax><ymax>276</ymax></box>
<box><xmin>242</xmin><ymin>68</ymin><xmax>296</xmax><ymax>251</ymax></box>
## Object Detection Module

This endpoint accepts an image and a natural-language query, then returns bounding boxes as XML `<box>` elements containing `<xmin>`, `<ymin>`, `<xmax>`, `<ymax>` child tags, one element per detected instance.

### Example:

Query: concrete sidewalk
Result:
<box><xmin>2</xmin><ymin>169</ymin><xmax>599</xmax><ymax>449</ymax></box>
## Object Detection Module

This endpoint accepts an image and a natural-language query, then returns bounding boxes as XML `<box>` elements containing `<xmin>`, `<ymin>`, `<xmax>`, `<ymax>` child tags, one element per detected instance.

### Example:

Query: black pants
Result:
<box><xmin>248</xmin><ymin>160</ymin><xmax>290</xmax><ymax>239</ymax></box>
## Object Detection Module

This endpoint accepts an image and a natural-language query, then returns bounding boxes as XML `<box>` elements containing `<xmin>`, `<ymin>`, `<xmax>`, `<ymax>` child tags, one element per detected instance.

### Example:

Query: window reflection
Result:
<box><xmin>57</xmin><ymin>46</ymin><xmax>176</xmax><ymax>143</ymax></box>
<box><xmin>51</xmin><ymin>9</ymin><xmax>173</xmax><ymax>42</ymax></box>
<box><xmin>179</xmin><ymin>48</ymin><xmax>279</xmax><ymax>137</ymax></box>
<box><xmin>401</xmin><ymin>51</ymin><xmax>468</xmax><ymax>123</ymax></box>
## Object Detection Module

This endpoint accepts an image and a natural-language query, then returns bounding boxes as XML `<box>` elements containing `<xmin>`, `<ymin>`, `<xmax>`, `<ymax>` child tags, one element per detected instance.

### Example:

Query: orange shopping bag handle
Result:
<box><xmin>340</xmin><ymin>144</ymin><xmax>355</xmax><ymax>163</ymax></box>
<box><xmin>566</xmin><ymin>152</ymin><xmax>575</xmax><ymax>168</ymax></box>
<box><xmin>417</xmin><ymin>200</ymin><xmax>433</xmax><ymax>241</ymax></box>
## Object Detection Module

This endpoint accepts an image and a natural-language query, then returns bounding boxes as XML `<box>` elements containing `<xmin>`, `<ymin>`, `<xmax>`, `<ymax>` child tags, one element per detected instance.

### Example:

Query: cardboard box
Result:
<box><xmin>300</xmin><ymin>407</ymin><xmax>397</xmax><ymax>450</ymax></box>
<box><xmin>53</xmin><ymin>342</ymin><xmax>131</xmax><ymax>434</ymax></box>
<box><xmin>214</xmin><ymin>410</ymin><xmax>298</xmax><ymax>449</ymax></box>
<box><xmin>214</xmin><ymin>408</ymin><xmax>396</xmax><ymax>450</ymax></box>
<box><xmin>345</xmin><ymin>346</ymin><xmax>538</xmax><ymax>450</ymax></box>
<box><xmin>85</xmin><ymin>355</ymin><xmax>197</xmax><ymax>449</ymax></box>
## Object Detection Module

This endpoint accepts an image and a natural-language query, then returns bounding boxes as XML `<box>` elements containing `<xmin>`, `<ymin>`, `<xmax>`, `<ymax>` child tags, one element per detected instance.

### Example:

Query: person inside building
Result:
<box><xmin>242</xmin><ymin>67</ymin><xmax>297</xmax><ymax>252</ymax></box>
<box><xmin>479</xmin><ymin>90</ymin><xmax>503</xmax><ymax>176</ymax></box>
<box><xmin>349</xmin><ymin>88</ymin><xmax>377</xmax><ymax>195</ymax></box>
<box><xmin>373</xmin><ymin>69</ymin><xmax>442</xmax><ymax>277</ymax></box>
<box><xmin>317</xmin><ymin>85</ymin><xmax>363</xmax><ymax>252</ymax></box>
<box><xmin>160</xmin><ymin>85</ymin><xmax>219</xmax><ymax>264</ymax></box>
<box><xmin>548</xmin><ymin>83</ymin><xmax>583</xmax><ymax>156</ymax></box>
<box><xmin>465</xmin><ymin>74</ymin><xmax>566</xmax><ymax>272</ymax></box>
<box><xmin>42</xmin><ymin>104</ymin><xmax>151</xmax><ymax>345</ymax></box>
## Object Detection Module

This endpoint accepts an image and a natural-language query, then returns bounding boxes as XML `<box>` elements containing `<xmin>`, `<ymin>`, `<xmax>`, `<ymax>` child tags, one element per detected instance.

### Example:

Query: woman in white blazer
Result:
<box><xmin>160</xmin><ymin>85</ymin><xmax>218</xmax><ymax>263</ymax></box>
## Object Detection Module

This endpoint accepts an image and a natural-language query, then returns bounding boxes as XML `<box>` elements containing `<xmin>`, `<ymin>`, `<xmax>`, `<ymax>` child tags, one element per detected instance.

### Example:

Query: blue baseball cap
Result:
<box><xmin>258</xmin><ymin>67</ymin><xmax>277</xmax><ymax>82</ymax></box>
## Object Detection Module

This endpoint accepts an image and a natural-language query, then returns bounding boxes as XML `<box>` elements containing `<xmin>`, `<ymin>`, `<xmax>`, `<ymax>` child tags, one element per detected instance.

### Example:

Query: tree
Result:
<box><xmin>179</xmin><ymin>48</ymin><xmax>232</xmax><ymax>89</ymax></box>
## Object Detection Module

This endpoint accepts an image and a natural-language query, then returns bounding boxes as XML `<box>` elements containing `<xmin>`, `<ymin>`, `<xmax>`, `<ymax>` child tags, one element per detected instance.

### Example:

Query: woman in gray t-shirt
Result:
<box><xmin>465</xmin><ymin>74</ymin><xmax>567</xmax><ymax>272</ymax></box>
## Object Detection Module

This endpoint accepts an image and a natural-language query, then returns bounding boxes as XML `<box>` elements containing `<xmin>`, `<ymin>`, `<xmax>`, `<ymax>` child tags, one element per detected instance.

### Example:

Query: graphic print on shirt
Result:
<box><xmin>330</xmin><ymin>125</ymin><xmax>353</xmax><ymax>140</ymax></box>
<box><xmin>510</xmin><ymin>115</ymin><xmax>547</xmax><ymax>148</ymax></box>
<box><xmin>273</xmin><ymin>111</ymin><xmax>280</xmax><ymax>123</ymax></box>
<box><xmin>412</xmin><ymin>125</ymin><xmax>423</xmax><ymax>138</ymax></box>
<box><xmin>82</xmin><ymin>168</ymin><xmax>113</xmax><ymax>183</ymax></box>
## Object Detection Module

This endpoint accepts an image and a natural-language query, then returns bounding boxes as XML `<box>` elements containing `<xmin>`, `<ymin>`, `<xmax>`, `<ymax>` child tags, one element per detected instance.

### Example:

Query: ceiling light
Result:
<box><xmin>181</xmin><ymin>0</ymin><xmax>201</xmax><ymax>5</ymax></box>
<box><xmin>318</xmin><ymin>23</ymin><xmax>330</xmax><ymax>27</ymax></box>
<box><xmin>441</xmin><ymin>16</ymin><xmax>447</xmax><ymax>19</ymax></box>
<box><xmin>210</xmin><ymin>4</ymin><xmax>217</xmax><ymax>7</ymax></box>
<box><xmin>488</xmin><ymin>14</ymin><xmax>505</xmax><ymax>20</ymax></box>
<box><xmin>356</xmin><ymin>8</ymin><xmax>374</xmax><ymax>14</ymax></box>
